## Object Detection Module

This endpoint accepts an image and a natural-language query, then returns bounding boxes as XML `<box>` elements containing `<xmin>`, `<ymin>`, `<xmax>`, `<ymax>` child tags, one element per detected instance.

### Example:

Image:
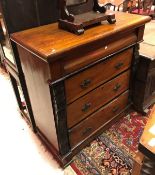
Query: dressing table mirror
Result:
<box><xmin>58</xmin><ymin>0</ymin><xmax>116</xmax><ymax>34</ymax></box>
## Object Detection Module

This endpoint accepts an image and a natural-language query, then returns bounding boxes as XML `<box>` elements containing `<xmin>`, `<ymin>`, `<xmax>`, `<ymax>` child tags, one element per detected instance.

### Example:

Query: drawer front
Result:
<box><xmin>65</xmin><ymin>48</ymin><xmax>133</xmax><ymax>104</ymax></box>
<box><xmin>69</xmin><ymin>91</ymin><xmax>129</xmax><ymax>148</ymax></box>
<box><xmin>67</xmin><ymin>70</ymin><xmax>130</xmax><ymax>128</ymax></box>
<box><xmin>63</xmin><ymin>32</ymin><xmax>137</xmax><ymax>74</ymax></box>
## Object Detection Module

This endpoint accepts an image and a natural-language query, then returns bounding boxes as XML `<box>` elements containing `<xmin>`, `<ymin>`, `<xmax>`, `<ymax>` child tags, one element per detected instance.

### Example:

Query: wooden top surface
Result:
<box><xmin>11</xmin><ymin>11</ymin><xmax>151</xmax><ymax>62</ymax></box>
<box><xmin>140</xmin><ymin>106</ymin><xmax>155</xmax><ymax>155</ymax></box>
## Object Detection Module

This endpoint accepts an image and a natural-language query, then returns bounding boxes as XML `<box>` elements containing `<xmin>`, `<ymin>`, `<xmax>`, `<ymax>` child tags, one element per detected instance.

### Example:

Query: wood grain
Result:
<box><xmin>67</xmin><ymin>70</ymin><xmax>130</xmax><ymax>128</ymax></box>
<box><xmin>69</xmin><ymin>91</ymin><xmax>129</xmax><ymax>148</ymax></box>
<box><xmin>17</xmin><ymin>45</ymin><xmax>59</xmax><ymax>150</ymax></box>
<box><xmin>63</xmin><ymin>32</ymin><xmax>136</xmax><ymax>74</ymax></box>
<box><xmin>11</xmin><ymin>11</ymin><xmax>151</xmax><ymax>62</ymax></box>
<box><xmin>65</xmin><ymin>48</ymin><xmax>133</xmax><ymax>103</ymax></box>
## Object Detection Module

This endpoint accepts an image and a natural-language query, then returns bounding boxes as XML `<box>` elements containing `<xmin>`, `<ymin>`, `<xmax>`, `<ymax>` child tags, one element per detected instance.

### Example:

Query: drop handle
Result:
<box><xmin>81</xmin><ymin>127</ymin><xmax>92</xmax><ymax>136</ymax></box>
<box><xmin>82</xmin><ymin>103</ymin><xmax>92</xmax><ymax>112</ymax></box>
<box><xmin>113</xmin><ymin>83</ymin><xmax>121</xmax><ymax>92</ymax></box>
<box><xmin>80</xmin><ymin>79</ymin><xmax>91</xmax><ymax>89</ymax></box>
<box><xmin>112</xmin><ymin>106</ymin><xmax>119</xmax><ymax>113</ymax></box>
<box><xmin>115</xmin><ymin>62</ymin><xmax>124</xmax><ymax>69</ymax></box>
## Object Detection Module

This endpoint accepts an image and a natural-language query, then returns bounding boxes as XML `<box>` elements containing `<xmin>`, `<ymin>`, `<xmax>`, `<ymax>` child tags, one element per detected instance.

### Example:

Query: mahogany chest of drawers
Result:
<box><xmin>11</xmin><ymin>12</ymin><xmax>150</xmax><ymax>166</ymax></box>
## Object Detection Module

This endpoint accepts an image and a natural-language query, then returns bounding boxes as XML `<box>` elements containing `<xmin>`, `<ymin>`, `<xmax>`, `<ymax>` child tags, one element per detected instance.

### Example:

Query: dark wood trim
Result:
<box><xmin>50</xmin><ymin>81</ymin><xmax>71</xmax><ymax>156</ymax></box>
<box><xmin>132</xmin><ymin>44</ymin><xmax>140</xmax><ymax>74</ymax></box>
<box><xmin>18</xmin><ymin>74</ymin><xmax>37</xmax><ymax>133</ymax></box>
<box><xmin>7</xmin><ymin>68</ymin><xmax>34</xmax><ymax>127</ymax></box>
<box><xmin>11</xmin><ymin>41</ymin><xmax>37</xmax><ymax>133</ymax></box>
<box><xmin>9</xmin><ymin>73</ymin><xmax>24</xmax><ymax>110</ymax></box>
<box><xmin>130</xmin><ymin>44</ymin><xmax>140</xmax><ymax>105</ymax></box>
<box><xmin>131</xmin><ymin>54</ymin><xmax>147</xmax><ymax>114</ymax></box>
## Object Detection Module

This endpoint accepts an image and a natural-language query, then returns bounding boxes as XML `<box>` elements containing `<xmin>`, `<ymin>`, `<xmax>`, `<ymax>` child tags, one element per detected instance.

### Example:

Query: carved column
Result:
<box><xmin>50</xmin><ymin>80</ymin><xmax>71</xmax><ymax>156</ymax></box>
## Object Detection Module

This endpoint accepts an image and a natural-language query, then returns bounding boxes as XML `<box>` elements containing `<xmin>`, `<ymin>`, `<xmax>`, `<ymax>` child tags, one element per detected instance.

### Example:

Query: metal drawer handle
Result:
<box><xmin>80</xmin><ymin>79</ymin><xmax>91</xmax><ymax>89</ymax></box>
<box><xmin>82</xmin><ymin>127</ymin><xmax>92</xmax><ymax>136</ymax></box>
<box><xmin>115</xmin><ymin>62</ymin><xmax>124</xmax><ymax>69</ymax></box>
<box><xmin>82</xmin><ymin>103</ymin><xmax>92</xmax><ymax>112</ymax></box>
<box><xmin>112</xmin><ymin>106</ymin><xmax>119</xmax><ymax>113</ymax></box>
<box><xmin>113</xmin><ymin>83</ymin><xmax>121</xmax><ymax>92</ymax></box>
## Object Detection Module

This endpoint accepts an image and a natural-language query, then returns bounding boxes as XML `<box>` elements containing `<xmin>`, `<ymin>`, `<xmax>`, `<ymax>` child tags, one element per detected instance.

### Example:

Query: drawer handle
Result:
<box><xmin>115</xmin><ymin>62</ymin><xmax>124</xmax><ymax>69</ymax></box>
<box><xmin>112</xmin><ymin>106</ymin><xmax>119</xmax><ymax>113</ymax></box>
<box><xmin>113</xmin><ymin>83</ymin><xmax>121</xmax><ymax>92</ymax></box>
<box><xmin>82</xmin><ymin>103</ymin><xmax>92</xmax><ymax>112</ymax></box>
<box><xmin>80</xmin><ymin>79</ymin><xmax>91</xmax><ymax>89</ymax></box>
<box><xmin>82</xmin><ymin>127</ymin><xmax>92</xmax><ymax>136</ymax></box>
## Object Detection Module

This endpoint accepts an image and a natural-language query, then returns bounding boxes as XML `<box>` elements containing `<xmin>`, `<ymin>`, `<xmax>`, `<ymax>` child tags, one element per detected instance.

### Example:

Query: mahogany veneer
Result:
<box><xmin>11</xmin><ymin>11</ymin><xmax>151</xmax><ymax>167</ymax></box>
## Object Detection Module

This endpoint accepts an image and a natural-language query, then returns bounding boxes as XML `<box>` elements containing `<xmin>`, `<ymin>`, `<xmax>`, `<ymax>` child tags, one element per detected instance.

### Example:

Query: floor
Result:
<box><xmin>0</xmin><ymin>69</ymin><xmax>76</xmax><ymax>175</ymax></box>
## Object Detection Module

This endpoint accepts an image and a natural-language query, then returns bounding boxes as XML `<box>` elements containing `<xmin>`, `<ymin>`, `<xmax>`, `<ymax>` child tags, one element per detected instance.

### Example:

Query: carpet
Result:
<box><xmin>70</xmin><ymin>107</ymin><xmax>153</xmax><ymax>175</ymax></box>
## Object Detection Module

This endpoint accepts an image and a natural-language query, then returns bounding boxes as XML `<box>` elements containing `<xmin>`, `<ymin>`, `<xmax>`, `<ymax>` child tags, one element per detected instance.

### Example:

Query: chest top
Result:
<box><xmin>11</xmin><ymin>11</ymin><xmax>151</xmax><ymax>62</ymax></box>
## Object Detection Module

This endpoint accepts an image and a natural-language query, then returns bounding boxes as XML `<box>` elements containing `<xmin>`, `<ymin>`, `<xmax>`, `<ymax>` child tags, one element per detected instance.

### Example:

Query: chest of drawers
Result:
<box><xmin>11</xmin><ymin>12</ymin><xmax>150</xmax><ymax>167</ymax></box>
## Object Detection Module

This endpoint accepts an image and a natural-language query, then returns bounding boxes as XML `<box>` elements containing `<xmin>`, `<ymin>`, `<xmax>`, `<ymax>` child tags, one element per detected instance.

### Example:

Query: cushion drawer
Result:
<box><xmin>67</xmin><ymin>70</ymin><xmax>130</xmax><ymax>128</ymax></box>
<box><xmin>69</xmin><ymin>91</ymin><xmax>129</xmax><ymax>148</ymax></box>
<box><xmin>65</xmin><ymin>48</ymin><xmax>133</xmax><ymax>104</ymax></box>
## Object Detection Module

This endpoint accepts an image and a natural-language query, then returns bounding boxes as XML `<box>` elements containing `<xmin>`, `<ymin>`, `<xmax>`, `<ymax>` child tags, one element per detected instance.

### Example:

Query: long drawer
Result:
<box><xmin>63</xmin><ymin>32</ymin><xmax>137</xmax><ymax>74</ymax></box>
<box><xmin>65</xmin><ymin>48</ymin><xmax>133</xmax><ymax>104</ymax></box>
<box><xmin>67</xmin><ymin>70</ymin><xmax>130</xmax><ymax>128</ymax></box>
<box><xmin>69</xmin><ymin>91</ymin><xmax>129</xmax><ymax>148</ymax></box>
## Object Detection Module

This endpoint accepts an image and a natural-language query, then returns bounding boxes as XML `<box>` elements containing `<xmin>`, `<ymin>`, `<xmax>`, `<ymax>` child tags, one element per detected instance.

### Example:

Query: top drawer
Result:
<box><xmin>65</xmin><ymin>48</ymin><xmax>133</xmax><ymax>104</ymax></box>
